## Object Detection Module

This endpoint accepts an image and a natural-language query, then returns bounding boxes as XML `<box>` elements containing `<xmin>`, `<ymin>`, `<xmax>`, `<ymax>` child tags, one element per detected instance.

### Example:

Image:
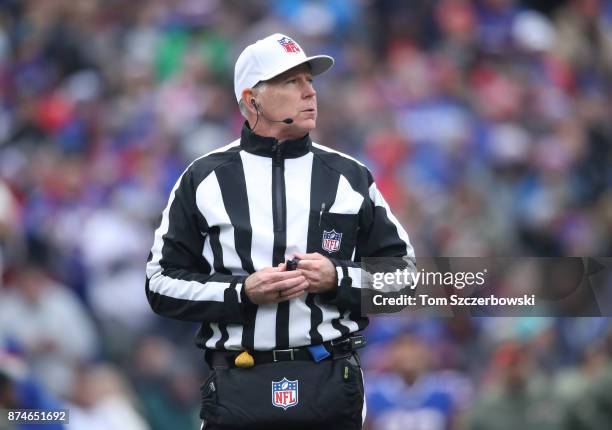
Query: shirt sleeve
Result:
<box><xmin>319</xmin><ymin>179</ymin><xmax>416</xmax><ymax>314</ymax></box>
<box><xmin>145</xmin><ymin>166</ymin><xmax>250</xmax><ymax>324</ymax></box>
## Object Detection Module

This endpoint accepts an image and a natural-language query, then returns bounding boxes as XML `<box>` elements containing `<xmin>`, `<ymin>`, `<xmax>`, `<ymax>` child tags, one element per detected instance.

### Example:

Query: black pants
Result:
<box><xmin>200</xmin><ymin>352</ymin><xmax>365</xmax><ymax>430</ymax></box>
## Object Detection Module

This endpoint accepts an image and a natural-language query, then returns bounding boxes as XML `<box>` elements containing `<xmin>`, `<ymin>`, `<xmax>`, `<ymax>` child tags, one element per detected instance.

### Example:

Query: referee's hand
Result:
<box><xmin>244</xmin><ymin>266</ymin><xmax>308</xmax><ymax>305</ymax></box>
<box><xmin>292</xmin><ymin>252</ymin><xmax>337</xmax><ymax>294</ymax></box>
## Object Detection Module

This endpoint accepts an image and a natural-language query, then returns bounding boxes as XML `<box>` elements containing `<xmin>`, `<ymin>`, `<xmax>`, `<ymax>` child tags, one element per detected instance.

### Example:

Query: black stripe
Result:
<box><xmin>209</xmin><ymin>226</ymin><xmax>230</xmax><ymax>275</ymax></box>
<box><xmin>361</xmin><ymin>206</ymin><xmax>409</xmax><ymax>257</ymax></box>
<box><xmin>216</xmin><ymin>280</ymin><xmax>239</xmax><ymax>349</ymax></box>
<box><xmin>330</xmin><ymin>264</ymin><xmax>351</xmax><ymax>334</ymax></box>
<box><xmin>159</xmin><ymin>169</ymin><xmax>208</xmax><ymax>275</ymax></box>
<box><xmin>307</xmin><ymin>154</ymin><xmax>341</xmax><ymax>252</ymax></box>
<box><xmin>305</xmin><ymin>294</ymin><xmax>322</xmax><ymax>344</ymax></box>
<box><xmin>312</xmin><ymin>146</ymin><xmax>409</xmax><ymax>260</ymax></box>
<box><xmin>310</xmin><ymin>147</ymin><xmax>370</xmax><ymax>201</ymax></box>
<box><xmin>195</xmin><ymin>323</ymin><xmax>214</xmax><ymax>350</ymax></box>
<box><xmin>215</xmin><ymin>323</ymin><xmax>229</xmax><ymax>349</ymax></box>
<box><xmin>274</xmin><ymin>156</ymin><xmax>289</xmax><ymax>348</ymax></box>
<box><xmin>148</xmin><ymin>157</ymin><xmax>242</xmax><ymax>324</ymax></box>
<box><xmin>331</xmin><ymin>311</ymin><xmax>351</xmax><ymax>337</ymax></box>
<box><xmin>214</xmin><ymin>155</ymin><xmax>258</xmax><ymax>350</ymax></box>
<box><xmin>146</xmin><ymin>288</ymin><xmax>229</xmax><ymax>322</ymax></box>
<box><xmin>354</xmin><ymin>315</ymin><xmax>369</xmax><ymax>331</ymax></box>
<box><xmin>306</xmin><ymin>155</ymin><xmax>341</xmax><ymax>343</ymax></box>
<box><xmin>271</xmin><ymin>159</ymin><xmax>287</xmax><ymax>266</ymax></box>
<box><xmin>215</xmin><ymin>158</ymin><xmax>256</xmax><ymax>274</ymax></box>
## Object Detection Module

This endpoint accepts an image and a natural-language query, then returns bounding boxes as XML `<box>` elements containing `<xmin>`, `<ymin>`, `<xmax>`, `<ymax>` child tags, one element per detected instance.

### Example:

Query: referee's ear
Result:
<box><xmin>241</xmin><ymin>89</ymin><xmax>258</xmax><ymax>115</ymax></box>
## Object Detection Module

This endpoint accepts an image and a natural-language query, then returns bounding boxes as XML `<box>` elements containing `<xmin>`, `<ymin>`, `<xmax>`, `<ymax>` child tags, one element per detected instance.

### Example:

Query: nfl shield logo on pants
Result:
<box><xmin>272</xmin><ymin>378</ymin><xmax>298</xmax><ymax>410</ymax></box>
<box><xmin>322</xmin><ymin>230</ymin><xmax>342</xmax><ymax>253</ymax></box>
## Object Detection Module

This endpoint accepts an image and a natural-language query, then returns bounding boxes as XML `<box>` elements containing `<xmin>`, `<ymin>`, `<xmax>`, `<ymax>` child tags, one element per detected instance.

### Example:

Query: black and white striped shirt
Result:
<box><xmin>146</xmin><ymin>123</ymin><xmax>415</xmax><ymax>351</ymax></box>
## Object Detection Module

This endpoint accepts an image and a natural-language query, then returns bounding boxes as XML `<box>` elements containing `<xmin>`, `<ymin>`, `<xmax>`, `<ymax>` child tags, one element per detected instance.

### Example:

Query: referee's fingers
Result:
<box><xmin>262</xmin><ymin>270</ymin><xmax>303</xmax><ymax>283</ymax></box>
<box><xmin>280</xmin><ymin>280</ymin><xmax>309</xmax><ymax>298</ymax></box>
<box><xmin>293</xmin><ymin>252</ymin><xmax>323</xmax><ymax>260</ymax></box>
<box><xmin>280</xmin><ymin>282</ymin><xmax>309</xmax><ymax>301</ymax></box>
<box><xmin>264</xmin><ymin>275</ymin><xmax>305</xmax><ymax>293</ymax></box>
<box><xmin>295</xmin><ymin>260</ymin><xmax>319</xmax><ymax>271</ymax></box>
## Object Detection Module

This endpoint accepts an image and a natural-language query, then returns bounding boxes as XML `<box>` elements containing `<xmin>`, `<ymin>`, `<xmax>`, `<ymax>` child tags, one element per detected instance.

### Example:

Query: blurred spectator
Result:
<box><xmin>79</xmin><ymin>188</ymin><xmax>156</xmax><ymax>358</ymax></box>
<box><xmin>0</xmin><ymin>350</ymin><xmax>65</xmax><ymax>430</ymax></box>
<box><xmin>0</xmin><ymin>179</ymin><xmax>21</xmax><ymax>289</ymax></box>
<box><xmin>0</xmin><ymin>263</ymin><xmax>98</xmax><ymax>398</ymax></box>
<box><xmin>561</xmin><ymin>329</ymin><xmax>612</xmax><ymax>429</ymax></box>
<box><xmin>129</xmin><ymin>336</ymin><xmax>200</xmax><ymax>430</ymax></box>
<box><xmin>465</xmin><ymin>341</ymin><xmax>563</xmax><ymax>430</ymax></box>
<box><xmin>0</xmin><ymin>370</ymin><xmax>17</xmax><ymax>430</ymax></box>
<box><xmin>364</xmin><ymin>334</ymin><xmax>472</xmax><ymax>430</ymax></box>
<box><xmin>67</xmin><ymin>364</ymin><xmax>150</xmax><ymax>430</ymax></box>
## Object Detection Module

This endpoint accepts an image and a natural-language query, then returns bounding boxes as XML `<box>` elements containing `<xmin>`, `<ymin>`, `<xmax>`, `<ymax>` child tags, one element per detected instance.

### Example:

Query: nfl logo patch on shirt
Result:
<box><xmin>322</xmin><ymin>229</ymin><xmax>342</xmax><ymax>253</ymax></box>
<box><xmin>277</xmin><ymin>37</ymin><xmax>301</xmax><ymax>53</ymax></box>
<box><xmin>272</xmin><ymin>378</ymin><xmax>299</xmax><ymax>410</ymax></box>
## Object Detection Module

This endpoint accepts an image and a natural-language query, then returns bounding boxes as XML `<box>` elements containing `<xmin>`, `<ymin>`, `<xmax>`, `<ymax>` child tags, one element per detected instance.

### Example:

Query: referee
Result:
<box><xmin>145</xmin><ymin>33</ymin><xmax>415</xmax><ymax>430</ymax></box>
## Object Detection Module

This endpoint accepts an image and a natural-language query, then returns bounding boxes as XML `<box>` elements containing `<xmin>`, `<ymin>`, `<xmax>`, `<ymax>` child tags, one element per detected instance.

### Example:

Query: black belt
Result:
<box><xmin>205</xmin><ymin>336</ymin><xmax>361</xmax><ymax>368</ymax></box>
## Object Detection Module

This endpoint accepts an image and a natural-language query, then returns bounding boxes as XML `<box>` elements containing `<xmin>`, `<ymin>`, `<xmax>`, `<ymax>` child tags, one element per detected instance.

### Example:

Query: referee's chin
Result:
<box><xmin>291</xmin><ymin>118</ymin><xmax>316</xmax><ymax>136</ymax></box>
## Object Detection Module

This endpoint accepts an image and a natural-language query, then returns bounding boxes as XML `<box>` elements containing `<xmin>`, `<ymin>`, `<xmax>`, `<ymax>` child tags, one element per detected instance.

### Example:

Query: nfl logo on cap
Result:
<box><xmin>277</xmin><ymin>36</ymin><xmax>301</xmax><ymax>53</ymax></box>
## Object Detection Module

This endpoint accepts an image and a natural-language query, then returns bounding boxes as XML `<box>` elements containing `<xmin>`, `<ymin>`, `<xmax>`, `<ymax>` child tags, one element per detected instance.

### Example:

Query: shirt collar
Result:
<box><xmin>240</xmin><ymin>122</ymin><xmax>312</xmax><ymax>158</ymax></box>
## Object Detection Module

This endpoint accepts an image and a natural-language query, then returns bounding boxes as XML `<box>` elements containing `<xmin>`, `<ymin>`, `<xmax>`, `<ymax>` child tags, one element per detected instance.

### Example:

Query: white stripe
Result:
<box><xmin>240</xmin><ymin>151</ymin><xmax>274</xmax><ymax>270</ymax></box>
<box><xmin>336</xmin><ymin>267</ymin><xmax>343</xmax><ymax>286</ymax></box>
<box><xmin>224</xmin><ymin>323</ymin><xmax>244</xmax><ymax>350</ymax></box>
<box><xmin>361</xmin><ymin>368</ymin><xmax>367</xmax><ymax>425</ymax></box>
<box><xmin>313</xmin><ymin>296</ymin><xmax>343</xmax><ymax>341</ymax></box>
<box><xmin>196</xmin><ymin>172</ymin><xmax>246</xmax><ymax>275</ymax></box>
<box><xmin>335</xmin><ymin>266</ymin><xmax>362</xmax><ymax>289</ymax></box>
<box><xmin>202</xmin><ymin>235</ymin><xmax>215</xmax><ymax>273</ymax></box>
<box><xmin>146</xmin><ymin>141</ymin><xmax>242</xmax><ymax>306</ymax></box>
<box><xmin>329</xmin><ymin>175</ymin><xmax>364</xmax><ymax>215</ymax></box>
<box><xmin>146</xmin><ymin>175</ymin><xmax>183</xmax><ymax>279</ymax></box>
<box><xmin>235</xmin><ymin>284</ymin><xmax>243</xmax><ymax>304</ymax></box>
<box><xmin>285</xmin><ymin>154</ymin><xmax>314</xmax><ymax>346</ymax></box>
<box><xmin>339</xmin><ymin>309</ymin><xmax>360</xmax><ymax>332</ymax></box>
<box><xmin>284</xmin><ymin>154</ymin><xmax>314</xmax><ymax>259</ymax></box>
<box><xmin>347</xmin><ymin>267</ymin><xmax>362</xmax><ymax>289</ymax></box>
<box><xmin>311</xmin><ymin>142</ymin><xmax>368</xmax><ymax>168</ymax></box>
<box><xmin>253</xmin><ymin>304</ymin><xmax>277</xmax><ymax>350</ymax></box>
<box><xmin>148</xmin><ymin>274</ymin><xmax>230</xmax><ymax>301</ymax></box>
<box><xmin>147</xmin><ymin>139</ymin><xmax>240</xmax><ymax>279</ymax></box>
<box><xmin>205</xmin><ymin>323</ymin><xmax>222</xmax><ymax>348</ymax></box>
<box><xmin>369</xmin><ymin>183</ymin><xmax>415</xmax><ymax>258</ymax></box>
<box><xmin>288</xmin><ymin>296</ymin><xmax>311</xmax><ymax>346</ymax></box>
<box><xmin>240</xmin><ymin>151</ymin><xmax>277</xmax><ymax>350</ymax></box>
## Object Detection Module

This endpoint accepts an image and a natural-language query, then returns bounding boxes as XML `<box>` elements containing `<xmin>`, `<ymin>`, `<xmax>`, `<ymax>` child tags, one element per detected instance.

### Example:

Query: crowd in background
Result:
<box><xmin>0</xmin><ymin>0</ymin><xmax>611</xmax><ymax>429</ymax></box>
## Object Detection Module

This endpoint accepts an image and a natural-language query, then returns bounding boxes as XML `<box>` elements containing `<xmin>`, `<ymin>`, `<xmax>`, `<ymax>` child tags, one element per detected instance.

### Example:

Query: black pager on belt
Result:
<box><xmin>350</xmin><ymin>335</ymin><xmax>367</xmax><ymax>350</ymax></box>
<box><xmin>286</xmin><ymin>257</ymin><xmax>300</xmax><ymax>271</ymax></box>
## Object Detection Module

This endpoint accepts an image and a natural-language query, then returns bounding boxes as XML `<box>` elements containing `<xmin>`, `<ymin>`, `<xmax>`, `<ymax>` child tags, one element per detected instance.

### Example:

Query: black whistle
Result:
<box><xmin>286</xmin><ymin>257</ymin><xmax>300</xmax><ymax>271</ymax></box>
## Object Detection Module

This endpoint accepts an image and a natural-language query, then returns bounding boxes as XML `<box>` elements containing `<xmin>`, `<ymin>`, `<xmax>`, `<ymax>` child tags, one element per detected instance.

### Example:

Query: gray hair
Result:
<box><xmin>238</xmin><ymin>99</ymin><xmax>249</xmax><ymax>119</ymax></box>
<box><xmin>238</xmin><ymin>82</ymin><xmax>266</xmax><ymax>119</ymax></box>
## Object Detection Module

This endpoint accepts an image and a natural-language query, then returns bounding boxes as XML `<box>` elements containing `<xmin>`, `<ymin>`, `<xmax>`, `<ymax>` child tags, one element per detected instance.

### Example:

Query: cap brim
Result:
<box><xmin>259</xmin><ymin>55</ymin><xmax>334</xmax><ymax>82</ymax></box>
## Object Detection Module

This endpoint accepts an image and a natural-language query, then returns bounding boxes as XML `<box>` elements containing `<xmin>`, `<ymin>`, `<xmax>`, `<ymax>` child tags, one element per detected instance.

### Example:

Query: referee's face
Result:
<box><xmin>259</xmin><ymin>63</ymin><xmax>317</xmax><ymax>139</ymax></box>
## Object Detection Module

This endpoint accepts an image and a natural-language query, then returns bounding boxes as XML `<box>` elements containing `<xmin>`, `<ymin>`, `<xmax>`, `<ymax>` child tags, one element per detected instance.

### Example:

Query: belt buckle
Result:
<box><xmin>272</xmin><ymin>349</ymin><xmax>295</xmax><ymax>362</ymax></box>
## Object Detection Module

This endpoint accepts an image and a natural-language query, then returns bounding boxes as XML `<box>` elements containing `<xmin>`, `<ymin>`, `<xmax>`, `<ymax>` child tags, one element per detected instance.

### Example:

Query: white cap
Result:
<box><xmin>234</xmin><ymin>33</ymin><xmax>334</xmax><ymax>103</ymax></box>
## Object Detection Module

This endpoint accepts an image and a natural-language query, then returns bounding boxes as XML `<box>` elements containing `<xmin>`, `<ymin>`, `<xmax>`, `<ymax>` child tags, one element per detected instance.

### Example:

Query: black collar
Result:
<box><xmin>240</xmin><ymin>122</ymin><xmax>311</xmax><ymax>158</ymax></box>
